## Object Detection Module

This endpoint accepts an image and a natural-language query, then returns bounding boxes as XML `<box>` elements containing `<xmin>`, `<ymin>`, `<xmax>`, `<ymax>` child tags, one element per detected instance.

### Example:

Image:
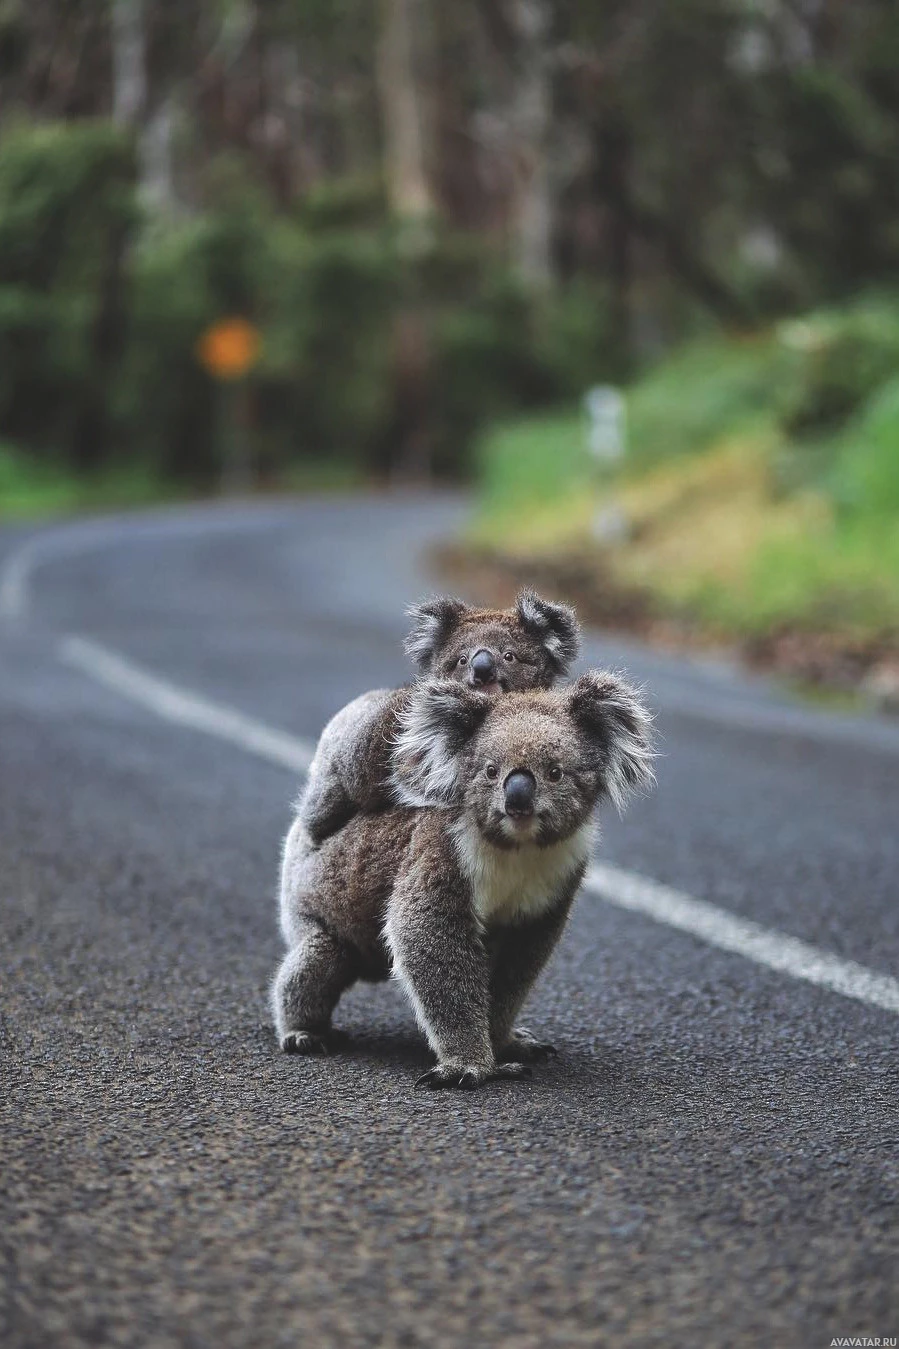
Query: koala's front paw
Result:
<box><xmin>280</xmin><ymin>1030</ymin><xmax>330</xmax><ymax>1055</ymax></box>
<box><xmin>497</xmin><ymin>1027</ymin><xmax>557</xmax><ymax>1063</ymax></box>
<box><xmin>415</xmin><ymin>1061</ymin><xmax>532</xmax><ymax>1090</ymax></box>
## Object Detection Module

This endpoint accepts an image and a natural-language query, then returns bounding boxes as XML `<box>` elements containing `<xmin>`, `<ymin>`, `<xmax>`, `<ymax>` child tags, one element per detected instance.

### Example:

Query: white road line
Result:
<box><xmin>59</xmin><ymin>633</ymin><xmax>899</xmax><ymax>1017</ymax></box>
<box><xmin>0</xmin><ymin>535</ymin><xmax>38</xmax><ymax>621</ymax></box>
<box><xmin>586</xmin><ymin>863</ymin><xmax>899</xmax><ymax>1015</ymax></box>
<box><xmin>60</xmin><ymin>635</ymin><xmax>314</xmax><ymax>774</ymax></box>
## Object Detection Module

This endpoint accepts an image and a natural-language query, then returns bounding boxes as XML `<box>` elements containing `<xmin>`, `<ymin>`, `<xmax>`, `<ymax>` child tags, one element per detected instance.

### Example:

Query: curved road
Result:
<box><xmin>1</xmin><ymin>496</ymin><xmax>896</xmax><ymax>1348</ymax></box>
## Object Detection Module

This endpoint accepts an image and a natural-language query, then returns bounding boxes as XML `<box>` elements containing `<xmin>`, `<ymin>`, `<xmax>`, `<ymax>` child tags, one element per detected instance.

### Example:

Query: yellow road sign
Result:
<box><xmin>197</xmin><ymin>318</ymin><xmax>261</xmax><ymax>380</ymax></box>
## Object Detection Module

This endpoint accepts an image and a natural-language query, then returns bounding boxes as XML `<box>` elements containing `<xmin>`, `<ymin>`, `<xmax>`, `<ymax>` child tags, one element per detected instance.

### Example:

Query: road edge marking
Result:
<box><xmin>60</xmin><ymin>635</ymin><xmax>314</xmax><ymax>774</ymax></box>
<box><xmin>60</xmin><ymin>633</ymin><xmax>899</xmax><ymax>1018</ymax></box>
<box><xmin>586</xmin><ymin>863</ymin><xmax>899</xmax><ymax>1015</ymax></box>
<box><xmin>0</xmin><ymin>535</ymin><xmax>37</xmax><ymax>621</ymax></box>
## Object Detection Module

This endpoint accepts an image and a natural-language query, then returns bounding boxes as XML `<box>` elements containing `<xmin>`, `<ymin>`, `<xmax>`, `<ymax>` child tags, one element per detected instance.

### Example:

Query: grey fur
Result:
<box><xmin>273</xmin><ymin>671</ymin><xmax>653</xmax><ymax>1089</ymax></box>
<box><xmin>515</xmin><ymin>589</ymin><xmax>580</xmax><ymax>673</ymax></box>
<box><xmin>298</xmin><ymin>689</ymin><xmax>399</xmax><ymax>844</ymax></box>
<box><xmin>297</xmin><ymin>591</ymin><xmax>582</xmax><ymax>844</ymax></box>
<box><xmin>403</xmin><ymin>597</ymin><xmax>471</xmax><ymax>672</ymax></box>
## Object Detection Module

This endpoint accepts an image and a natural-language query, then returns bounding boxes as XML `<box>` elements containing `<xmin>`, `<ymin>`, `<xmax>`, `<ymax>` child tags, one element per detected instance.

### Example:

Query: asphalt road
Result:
<box><xmin>1</xmin><ymin>496</ymin><xmax>896</xmax><ymax>1349</ymax></box>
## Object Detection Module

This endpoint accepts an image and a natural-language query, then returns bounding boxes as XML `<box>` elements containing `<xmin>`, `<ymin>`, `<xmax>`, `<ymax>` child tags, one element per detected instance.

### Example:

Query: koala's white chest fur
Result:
<box><xmin>452</xmin><ymin>818</ymin><xmax>594</xmax><ymax>926</ymax></box>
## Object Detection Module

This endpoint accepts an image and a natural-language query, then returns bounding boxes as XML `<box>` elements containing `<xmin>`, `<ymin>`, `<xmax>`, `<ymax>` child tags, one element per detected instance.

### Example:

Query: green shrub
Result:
<box><xmin>625</xmin><ymin>334</ymin><xmax>789</xmax><ymax>468</ymax></box>
<box><xmin>0</xmin><ymin>128</ymin><xmax>619</xmax><ymax>489</ymax></box>
<box><xmin>777</xmin><ymin>299</ymin><xmax>899</xmax><ymax>441</ymax></box>
<box><xmin>534</xmin><ymin>284</ymin><xmax>620</xmax><ymax>393</ymax></box>
<box><xmin>0</xmin><ymin>120</ymin><xmax>136</xmax><ymax>467</ymax></box>
<box><xmin>434</xmin><ymin>280</ymin><xmax>542</xmax><ymax>468</ymax></box>
<box><xmin>474</xmin><ymin>410</ymin><xmax>590</xmax><ymax>514</ymax></box>
<box><xmin>300</xmin><ymin>174</ymin><xmax>387</xmax><ymax>233</ymax></box>
<box><xmin>259</xmin><ymin>224</ymin><xmax>397</xmax><ymax>471</ymax></box>
<box><xmin>831</xmin><ymin>376</ymin><xmax>899</xmax><ymax>517</ymax></box>
<box><xmin>433</xmin><ymin>277</ymin><xmax>616</xmax><ymax>475</ymax></box>
<box><xmin>0</xmin><ymin>438</ymin><xmax>173</xmax><ymax>517</ymax></box>
<box><xmin>123</xmin><ymin>221</ymin><xmax>221</xmax><ymax>482</ymax></box>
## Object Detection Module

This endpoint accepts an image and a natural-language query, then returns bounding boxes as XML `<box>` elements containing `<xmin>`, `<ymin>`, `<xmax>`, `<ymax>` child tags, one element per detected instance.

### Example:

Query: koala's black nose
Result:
<box><xmin>469</xmin><ymin>649</ymin><xmax>497</xmax><ymax>686</ymax></box>
<box><xmin>504</xmin><ymin>770</ymin><xmax>536</xmax><ymax>817</ymax></box>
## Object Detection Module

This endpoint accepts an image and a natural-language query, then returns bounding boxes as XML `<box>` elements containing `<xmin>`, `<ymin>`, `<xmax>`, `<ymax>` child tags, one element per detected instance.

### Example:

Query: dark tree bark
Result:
<box><xmin>70</xmin><ymin>212</ymin><xmax>131</xmax><ymax>472</ymax></box>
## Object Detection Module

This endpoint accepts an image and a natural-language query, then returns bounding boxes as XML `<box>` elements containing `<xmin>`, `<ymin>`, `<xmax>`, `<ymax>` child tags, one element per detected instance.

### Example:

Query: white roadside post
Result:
<box><xmin>584</xmin><ymin>385</ymin><xmax>629</xmax><ymax>543</ymax></box>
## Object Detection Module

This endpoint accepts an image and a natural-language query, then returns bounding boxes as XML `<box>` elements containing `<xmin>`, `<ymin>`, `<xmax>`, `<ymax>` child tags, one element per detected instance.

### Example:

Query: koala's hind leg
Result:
<box><xmin>298</xmin><ymin>775</ymin><xmax>357</xmax><ymax>847</ymax></box>
<box><xmin>272</xmin><ymin>918</ymin><xmax>358</xmax><ymax>1054</ymax></box>
<box><xmin>298</xmin><ymin>689</ymin><xmax>394</xmax><ymax>846</ymax></box>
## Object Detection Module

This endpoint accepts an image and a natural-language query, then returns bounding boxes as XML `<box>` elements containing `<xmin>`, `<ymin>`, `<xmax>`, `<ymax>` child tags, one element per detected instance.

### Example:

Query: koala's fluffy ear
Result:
<box><xmin>567</xmin><ymin>670</ymin><xmax>655</xmax><ymax>811</ymax></box>
<box><xmin>404</xmin><ymin>597</ymin><xmax>471</xmax><ymax>672</ymax></box>
<box><xmin>390</xmin><ymin>680</ymin><xmax>492</xmax><ymax>807</ymax></box>
<box><xmin>516</xmin><ymin>589</ymin><xmax>581</xmax><ymax>674</ymax></box>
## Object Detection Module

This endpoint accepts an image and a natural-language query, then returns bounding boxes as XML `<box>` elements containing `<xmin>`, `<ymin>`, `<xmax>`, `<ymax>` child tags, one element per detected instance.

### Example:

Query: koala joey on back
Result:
<box><xmin>297</xmin><ymin>590</ymin><xmax>580</xmax><ymax>846</ymax></box>
<box><xmin>273</xmin><ymin>670</ymin><xmax>654</xmax><ymax>1089</ymax></box>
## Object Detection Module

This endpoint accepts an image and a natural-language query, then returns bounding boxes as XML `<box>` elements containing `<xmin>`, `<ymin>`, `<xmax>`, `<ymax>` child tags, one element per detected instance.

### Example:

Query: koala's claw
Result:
<box><xmin>415</xmin><ymin>1061</ymin><xmax>532</xmax><ymax>1090</ymax></box>
<box><xmin>415</xmin><ymin>1064</ymin><xmax>478</xmax><ymax>1089</ymax></box>
<box><xmin>280</xmin><ymin>1030</ymin><xmax>330</xmax><ymax>1056</ymax></box>
<box><xmin>493</xmin><ymin>1061</ymin><xmax>532</xmax><ymax>1079</ymax></box>
<box><xmin>498</xmin><ymin>1029</ymin><xmax>557</xmax><ymax>1063</ymax></box>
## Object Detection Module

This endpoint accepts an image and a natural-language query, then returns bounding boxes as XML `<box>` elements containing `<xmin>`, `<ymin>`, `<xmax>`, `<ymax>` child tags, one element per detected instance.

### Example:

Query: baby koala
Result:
<box><xmin>273</xmin><ymin>670</ymin><xmax>653</xmax><ymax>1089</ymax></box>
<box><xmin>298</xmin><ymin>590</ymin><xmax>580</xmax><ymax>845</ymax></box>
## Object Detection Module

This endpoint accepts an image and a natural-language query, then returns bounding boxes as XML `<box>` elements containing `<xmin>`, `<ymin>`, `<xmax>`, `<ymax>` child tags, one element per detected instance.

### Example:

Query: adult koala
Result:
<box><xmin>298</xmin><ymin>591</ymin><xmax>580</xmax><ymax>846</ymax></box>
<box><xmin>273</xmin><ymin>671</ymin><xmax>653</xmax><ymax>1089</ymax></box>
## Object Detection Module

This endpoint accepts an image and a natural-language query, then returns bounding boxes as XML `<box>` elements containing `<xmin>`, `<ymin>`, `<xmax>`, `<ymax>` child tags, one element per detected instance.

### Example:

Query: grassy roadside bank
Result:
<box><xmin>447</xmin><ymin>303</ymin><xmax>899</xmax><ymax>709</ymax></box>
<box><xmin>0</xmin><ymin>442</ymin><xmax>363</xmax><ymax>521</ymax></box>
<box><xmin>0</xmin><ymin>443</ymin><xmax>187</xmax><ymax>518</ymax></box>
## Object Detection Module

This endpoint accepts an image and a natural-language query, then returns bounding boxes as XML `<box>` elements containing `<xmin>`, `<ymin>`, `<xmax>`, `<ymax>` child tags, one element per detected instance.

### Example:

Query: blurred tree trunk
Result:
<box><xmin>111</xmin><ymin>0</ymin><xmax>179</xmax><ymax>215</ymax></box>
<box><xmin>68</xmin><ymin>0</ymin><xmax>144</xmax><ymax>471</ymax></box>
<box><xmin>140</xmin><ymin>96</ymin><xmax>178</xmax><ymax>217</ymax></box>
<box><xmin>377</xmin><ymin>0</ymin><xmax>433</xmax><ymax>224</ymax></box>
<box><xmin>504</xmin><ymin>0</ymin><xmax>554</xmax><ymax>288</ymax></box>
<box><xmin>432</xmin><ymin>2</ymin><xmax>486</xmax><ymax>229</ymax></box>
<box><xmin>596</xmin><ymin>114</ymin><xmax>634</xmax><ymax>373</ymax></box>
<box><xmin>71</xmin><ymin>210</ymin><xmax>131</xmax><ymax>473</ymax></box>
<box><xmin>377</xmin><ymin>0</ymin><xmax>434</xmax><ymax>482</ymax></box>
<box><xmin>111</xmin><ymin>0</ymin><xmax>146</xmax><ymax>126</ymax></box>
<box><xmin>478</xmin><ymin>0</ymin><xmax>555</xmax><ymax>286</ymax></box>
<box><xmin>258</xmin><ymin>39</ymin><xmax>310</xmax><ymax>208</ymax></box>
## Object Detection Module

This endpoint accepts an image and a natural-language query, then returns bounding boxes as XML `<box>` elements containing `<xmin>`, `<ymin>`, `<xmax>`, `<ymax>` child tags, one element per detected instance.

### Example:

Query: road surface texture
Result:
<box><xmin>1</xmin><ymin>496</ymin><xmax>896</xmax><ymax>1349</ymax></box>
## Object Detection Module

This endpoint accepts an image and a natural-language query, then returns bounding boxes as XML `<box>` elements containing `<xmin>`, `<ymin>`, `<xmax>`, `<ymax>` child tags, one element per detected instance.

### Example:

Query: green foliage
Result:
<box><xmin>433</xmin><ymin>277</ymin><xmax>618</xmax><ymax>474</ymax></box>
<box><xmin>259</xmin><ymin>223</ymin><xmax>397</xmax><ymax>469</ymax></box>
<box><xmin>300</xmin><ymin>175</ymin><xmax>387</xmax><ymax>233</ymax></box>
<box><xmin>832</xmin><ymin>378</ymin><xmax>899</xmax><ymax>518</ymax></box>
<box><xmin>756</xmin><ymin>60</ymin><xmax>899</xmax><ymax>299</ymax></box>
<box><xmin>0</xmin><ymin>120</ymin><xmax>134</xmax><ymax>287</ymax></box>
<box><xmin>125</xmin><ymin>213</ymin><xmax>620</xmax><ymax>483</ymax></box>
<box><xmin>0</xmin><ymin>127</ymin><xmax>622</xmax><ymax>489</ymax></box>
<box><xmin>0</xmin><ymin>120</ymin><xmax>136</xmax><ymax>465</ymax></box>
<box><xmin>475</xmin><ymin>411</ymin><xmax>591</xmax><ymax>513</ymax></box>
<box><xmin>123</xmin><ymin>220</ymin><xmax>223</xmax><ymax>481</ymax></box>
<box><xmin>434</xmin><ymin>281</ymin><xmax>546</xmax><ymax>469</ymax></box>
<box><xmin>0</xmin><ymin>439</ymin><xmax>176</xmax><ymax>517</ymax></box>
<box><xmin>471</xmin><ymin>297</ymin><xmax>899</xmax><ymax>642</ymax></box>
<box><xmin>472</xmin><ymin>332</ymin><xmax>794</xmax><ymax>513</ymax></box>
<box><xmin>625</xmin><ymin>336</ymin><xmax>788</xmax><ymax>468</ymax></box>
<box><xmin>777</xmin><ymin>301</ymin><xmax>899</xmax><ymax>441</ymax></box>
<box><xmin>124</xmin><ymin>209</ymin><xmax>398</xmax><ymax>481</ymax></box>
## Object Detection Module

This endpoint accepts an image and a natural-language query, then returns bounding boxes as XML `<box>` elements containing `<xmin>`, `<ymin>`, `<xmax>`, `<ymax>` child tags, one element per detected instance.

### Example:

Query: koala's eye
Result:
<box><xmin>457</xmin><ymin>654</ymin><xmax>468</xmax><ymax>666</ymax></box>
<box><xmin>547</xmin><ymin>765</ymin><xmax>564</xmax><ymax>783</ymax></box>
<box><xmin>485</xmin><ymin>762</ymin><xmax>498</xmax><ymax>780</ymax></box>
<box><xmin>503</xmin><ymin>651</ymin><xmax>516</xmax><ymax>663</ymax></box>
